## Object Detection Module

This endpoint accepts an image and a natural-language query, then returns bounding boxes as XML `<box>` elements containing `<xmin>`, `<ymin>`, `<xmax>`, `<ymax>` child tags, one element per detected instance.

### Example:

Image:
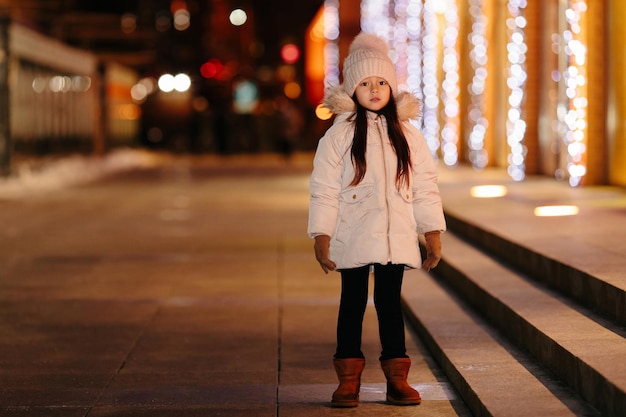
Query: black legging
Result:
<box><xmin>335</xmin><ymin>263</ymin><xmax>408</xmax><ymax>361</ymax></box>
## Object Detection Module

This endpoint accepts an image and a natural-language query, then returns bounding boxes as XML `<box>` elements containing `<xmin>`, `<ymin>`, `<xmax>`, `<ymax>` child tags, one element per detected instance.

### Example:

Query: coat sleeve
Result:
<box><xmin>307</xmin><ymin>124</ymin><xmax>349</xmax><ymax>239</ymax></box>
<box><xmin>406</xmin><ymin>124</ymin><xmax>447</xmax><ymax>234</ymax></box>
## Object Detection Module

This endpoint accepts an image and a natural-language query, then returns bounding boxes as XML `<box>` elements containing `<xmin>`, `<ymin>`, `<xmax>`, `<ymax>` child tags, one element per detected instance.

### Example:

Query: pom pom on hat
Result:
<box><xmin>349</xmin><ymin>32</ymin><xmax>389</xmax><ymax>56</ymax></box>
<box><xmin>342</xmin><ymin>33</ymin><xmax>397</xmax><ymax>95</ymax></box>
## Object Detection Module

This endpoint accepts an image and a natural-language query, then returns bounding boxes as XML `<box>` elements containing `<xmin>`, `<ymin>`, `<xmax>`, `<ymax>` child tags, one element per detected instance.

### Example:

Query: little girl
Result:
<box><xmin>308</xmin><ymin>33</ymin><xmax>446</xmax><ymax>408</ymax></box>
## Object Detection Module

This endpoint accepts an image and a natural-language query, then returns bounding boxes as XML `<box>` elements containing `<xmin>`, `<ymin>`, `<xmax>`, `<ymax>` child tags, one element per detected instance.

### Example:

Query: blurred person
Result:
<box><xmin>275</xmin><ymin>96</ymin><xmax>303</xmax><ymax>159</ymax></box>
<box><xmin>307</xmin><ymin>33</ymin><xmax>446</xmax><ymax>408</ymax></box>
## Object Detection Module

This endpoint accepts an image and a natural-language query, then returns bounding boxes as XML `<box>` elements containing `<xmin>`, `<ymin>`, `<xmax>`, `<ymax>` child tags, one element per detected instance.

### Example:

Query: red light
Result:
<box><xmin>280</xmin><ymin>44</ymin><xmax>300</xmax><ymax>64</ymax></box>
<box><xmin>200</xmin><ymin>59</ymin><xmax>223</xmax><ymax>79</ymax></box>
<box><xmin>171</xmin><ymin>0</ymin><xmax>187</xmax><ymax>12</ymax></box>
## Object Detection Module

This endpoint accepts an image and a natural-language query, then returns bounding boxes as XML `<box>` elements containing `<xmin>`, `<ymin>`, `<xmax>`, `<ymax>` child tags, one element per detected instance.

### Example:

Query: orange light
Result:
<box><xmin>115</xmin><ymin>103</ymin><xmax>141</xmax><ymax>120</ymax></box>
<box><xmin>315</xmin><ymin>103</ymin><xmax>332</xmax><ymax>120</ymax></box>
<box><xmin>305</xmin><ymin>6</ymin><xmax>325</xmax><ymax>105</ymax></box>
<box><xmin>284</xmin><ymin>82</ymin><xmax>301</xmax><ymax>99</ymax></box>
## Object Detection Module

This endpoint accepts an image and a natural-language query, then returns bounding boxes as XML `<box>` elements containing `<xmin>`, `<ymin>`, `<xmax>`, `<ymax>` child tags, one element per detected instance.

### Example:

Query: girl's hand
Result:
<box><xmin>314</xmin><ymin>235</ymin><xmax>336</xmax><ymax>274</ymax></box>
<box><xmin>422</xmin><ymin>231</ymin><xmax>442</xmax><ymax>272</ymax></box>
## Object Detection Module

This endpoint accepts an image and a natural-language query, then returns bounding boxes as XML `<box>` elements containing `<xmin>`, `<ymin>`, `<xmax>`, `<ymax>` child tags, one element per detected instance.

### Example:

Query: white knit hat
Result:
<box><xmin>342</xmin><ymin>33</ymin><xmax>397</xmax><ymax>95</ymax></box>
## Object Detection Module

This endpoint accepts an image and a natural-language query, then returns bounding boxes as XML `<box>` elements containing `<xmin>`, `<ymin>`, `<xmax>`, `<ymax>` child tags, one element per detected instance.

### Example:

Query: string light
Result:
<box><xmin>361</xmin><ymin>0</ymin><xmax>391</xmax><ymax>38</ymax></box>
<box><xmin>323</xmin><ymin>0</ymin><xmax>590</xmax><ymax>186</ymax></box>
<box><xmin>405</xmin><ymin>0</ymin><xmax>424</xmax><ymax>149</ymax></box>
<box><xmin>363</xmin><ymin>1</ymin><xmax>431</xmax><ymax>152</ymax></box>
<box><xmin>405</xmin><ymin>0</ymin><xmax>424</xmax><ymax>101</ymax></box>
<box><xmin>421</xmin><ymin>0</ymin><xmax>441</xmax><ymax>156</ymax></box>
<box><xmin>440</xmin><ymin>0</ymin><xmax>460</xmax><ymax>166</ymax></box>
<box><xmin>361</xmin><ymin>0</ymin><xmax>459</xmax><ymax>162</ymax></box>
<box><xmin>506</xmin><ymin>0</ymin><xmax>528</xmax><ymax>181</ymax></box>
<box><xmin>561</xmin><ymin>0</ymin><xmax>588</xmax><ymax>187</ymax></box>
<box><xmin>467</xmin><ymin>0</ymin><xmax>489</xmax><ymax>169</ymax></box>
<box><xmin>390</xmin><ymin>0</ymin><xmax>409</xmax><ymax>92</ymax></box>
<box><xmin>323</xmin><ymin>0</ymin><xmax>340</xmax><ymax>88</ymax></box>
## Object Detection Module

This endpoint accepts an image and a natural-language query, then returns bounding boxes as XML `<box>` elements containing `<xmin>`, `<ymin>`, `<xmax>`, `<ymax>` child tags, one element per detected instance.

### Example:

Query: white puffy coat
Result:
<box><xmin>308</xmin><ymin>86</ymin><xmax>446</xmax><ymax>270</ymax></box>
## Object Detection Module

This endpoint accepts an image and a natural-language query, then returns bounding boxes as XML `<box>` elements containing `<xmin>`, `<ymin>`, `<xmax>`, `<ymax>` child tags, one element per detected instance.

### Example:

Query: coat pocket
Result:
<box><xmin>335</xmin><ymin>185</ymin><xmax>375</xmax><ymax>245</ymax></box>
<box><xmin>340</xmin><ymin>184</ymin><xmax>374</xmax><ymax>204</ymax></box>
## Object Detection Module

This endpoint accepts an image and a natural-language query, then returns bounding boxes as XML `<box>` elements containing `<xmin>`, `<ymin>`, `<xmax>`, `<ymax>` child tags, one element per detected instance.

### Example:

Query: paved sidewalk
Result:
<box><xmin>0</xmin><ymin>154</ymin><xmax>468</xmax><ymax>416</ymax></box>
<box><xmin>4</xmin><ymin>152</ymin><xmax>623</xmax><ymax>416</ymax></box>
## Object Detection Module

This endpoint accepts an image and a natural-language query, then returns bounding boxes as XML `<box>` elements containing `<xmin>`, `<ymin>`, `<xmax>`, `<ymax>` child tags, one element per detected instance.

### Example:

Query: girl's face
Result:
<box><xmin>354</xmin><ymin>77</ymin><xmax>391</xmax><ymax>112</ymax></box>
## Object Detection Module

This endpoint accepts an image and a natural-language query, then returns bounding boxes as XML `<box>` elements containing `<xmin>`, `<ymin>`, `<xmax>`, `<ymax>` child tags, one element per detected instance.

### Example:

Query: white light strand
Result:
<box><xmin>505</xmin><ymin>0</ymin><xmax>528</xmax><ymax>181</ymax></box>
<box><xmin>323</xmin><ymin>0</ymin><xmax>340</xmax><ymax>88</ymax></box>
<box><xmin>391</xmin><ymin>0</ymin><xmax>409</xmax><ymax>92</ymax></box>
<box><xmin>406</xmin><ymin>0</ymin><xmax>424</xmax><ymax>102</ymax></box>
<box><xmin>361</xmin><ymin>0</ymin><xmax>391</xmax><ymax>39</ymax></box>
<box><xmin>562</xmin><ymin>0</ymin><xmax>588</xmax><ymax>187</ymax></box>
<box><xmin>422</xmin><ymin>0</ymin><xmax>441</xmax><ymax>156</ymax></box>
<box><xmin>441</xmin><ymin>0</ymin><xmax>460</xmax><ymax>166</ymax></box>
<box><xmin>467</xmin><ymin>0</ymin><xmax>489</xmax><ymax>169</ymax></box>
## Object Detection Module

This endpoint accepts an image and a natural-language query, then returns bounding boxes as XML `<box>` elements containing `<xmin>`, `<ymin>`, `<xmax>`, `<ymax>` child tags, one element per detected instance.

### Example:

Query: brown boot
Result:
<box><xmin>381</xmin><ymin>358</ymin><xmax>421</xmax><ymax>405</ymax></box>
<box><xmin>331</xmin><ymin>358</ymin><xmax>366</xmax><ymax>407</ymax></box>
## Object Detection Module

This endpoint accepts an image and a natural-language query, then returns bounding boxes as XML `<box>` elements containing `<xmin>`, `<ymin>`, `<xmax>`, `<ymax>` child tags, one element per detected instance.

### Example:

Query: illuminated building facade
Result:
<box><xmin>308</xmin><ymin>0</ymin><xmax>626</xmax><ymax>186</ymax></box>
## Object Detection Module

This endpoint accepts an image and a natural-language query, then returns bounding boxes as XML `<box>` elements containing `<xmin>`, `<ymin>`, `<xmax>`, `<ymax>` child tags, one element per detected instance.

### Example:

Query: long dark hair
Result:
<box><xmin>350</xmin><ymin>93</ymin><xmax>412</xmax><ymax>189</ymax></box>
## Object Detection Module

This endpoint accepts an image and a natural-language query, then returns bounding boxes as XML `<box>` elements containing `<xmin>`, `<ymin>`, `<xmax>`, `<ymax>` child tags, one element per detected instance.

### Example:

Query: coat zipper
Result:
<box><xmin>375</xmin><ymin>115</ymin><xmax>392</xmax><ymax>263</ymax></box>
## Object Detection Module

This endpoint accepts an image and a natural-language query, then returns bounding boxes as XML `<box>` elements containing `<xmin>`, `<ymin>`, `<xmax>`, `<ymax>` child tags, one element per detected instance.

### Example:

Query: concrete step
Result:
<box><xmin>445</xmin><ymin>212</ymin><xmax>626</xmax><ymax>326</ymax></box>
<box><xmin>402</xmin><ymin>269</ymin><xmax>599</xmax><ymax>417</ymax></box>
<box><xmin>418</xmin><ymin>231</ymin><xmax>626</xmax><ymax>417</ymax></box>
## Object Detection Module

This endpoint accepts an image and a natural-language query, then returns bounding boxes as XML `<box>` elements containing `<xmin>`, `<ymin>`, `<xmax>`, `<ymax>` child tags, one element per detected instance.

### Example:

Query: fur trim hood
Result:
<box><xmin>322</xmin><ymin>84</ymin><xmax>422</xmax><ymax>121</ymax></box>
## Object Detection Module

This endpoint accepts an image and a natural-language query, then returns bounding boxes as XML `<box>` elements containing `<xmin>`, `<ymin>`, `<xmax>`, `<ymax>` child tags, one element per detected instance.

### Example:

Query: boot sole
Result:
<box><xmin>331</xmin><ymin>401</ymin><xmax>359</xmax><ymax>408</ymax></box>
<box><xmin>386</xmin><ymin>395</ymin><xmax>421</xmax><ymax>406</ymax></box>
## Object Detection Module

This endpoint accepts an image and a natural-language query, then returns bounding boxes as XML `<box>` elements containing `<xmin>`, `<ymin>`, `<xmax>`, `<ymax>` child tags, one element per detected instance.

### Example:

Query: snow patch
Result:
<box><xmin>0</xmin><ymin>148</ymin><xmax>159</xmax><ymax>199</ymax></box>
